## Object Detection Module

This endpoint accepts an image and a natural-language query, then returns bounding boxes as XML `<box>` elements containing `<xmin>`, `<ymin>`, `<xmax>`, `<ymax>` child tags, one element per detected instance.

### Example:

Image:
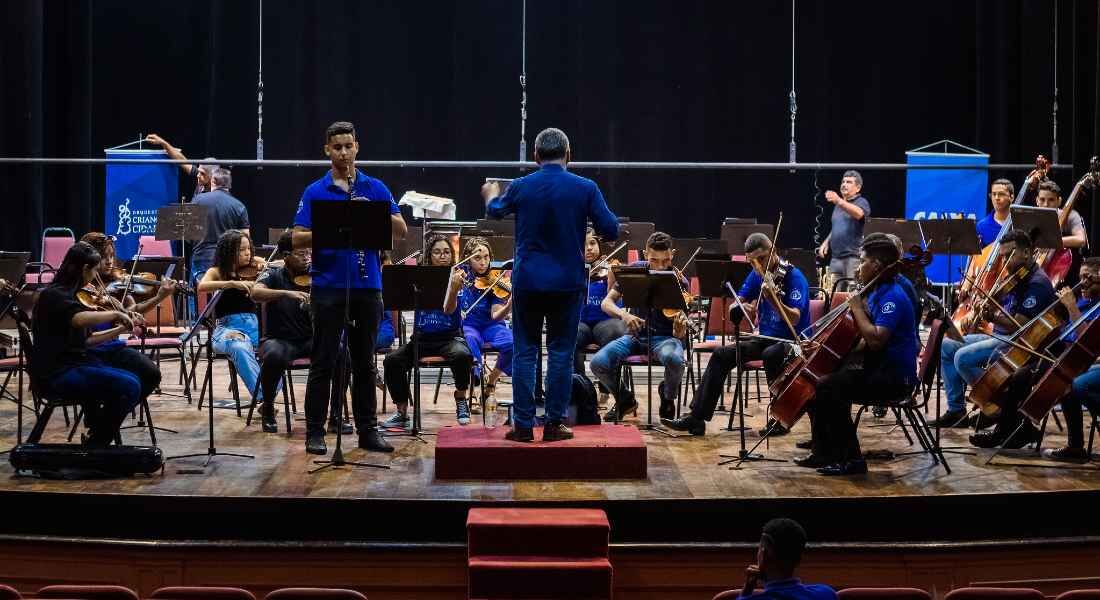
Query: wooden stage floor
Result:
<box><xmin>2</xmin><ymin>353</ymin><xmax>1099</xmax><ymax>504</ymax></box>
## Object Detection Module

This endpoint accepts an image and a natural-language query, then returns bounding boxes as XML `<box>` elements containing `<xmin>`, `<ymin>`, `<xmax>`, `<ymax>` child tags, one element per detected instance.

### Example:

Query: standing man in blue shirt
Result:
<box><xmin>735</xmin><ymin>518</ymin><xmax>836</xmax><ymax>600</ymax></box>
<box><xmin>662</xmin><ymin>233</ymin><xmax>809</xmax><ymax>436</ymax></box>
<box><xmin>797</xmin><ymin>233</ymin><xmax>919</xmax><ymax>476</ymax></box>
<box><xmin>816</xmin><ymin>170</ymin><xmax>871</xmax><ymax>291</ymax></box>
<box><xmin>482</xmin><ymin>128</ymin><xmax>619</xmax><ymax>443</ymax></box>
<box><xmin>293</xmin><ymin>121</ymin><xmax>407</xmax><ymax>456</ymax></box>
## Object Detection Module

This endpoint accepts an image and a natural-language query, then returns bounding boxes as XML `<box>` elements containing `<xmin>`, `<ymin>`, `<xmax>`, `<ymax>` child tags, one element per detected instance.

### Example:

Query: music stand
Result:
<box><xmin>0</xmin><ymin>253</ymin><xmax>29</xmax><ymax>331</ymax></box>
<box><xmin>392</xmin><ymin>226</ymin><xmax>423</xmax><ymax>263</ymax></box>
<box><xmin>156</xmin><ymin>204</ymin><xmax>208</xmax><ymax>322</ymax></box>
<box><xmin>476</xmin><ymin>218</ymin><xmax>515</xmax><ymax>236</ymax></box>
<box><xmin>721</xmin><ymin>224</ymin><xmax>775</xmax><ymax>257</ymax></box>
<box><xmin>381</xmin><ymin>264</ymin><xmax>452</xmax><ymax>442</ymax></box>
<box><xmin>1009</xmin><ymin>206</ymin><xmax>1063</xmax><ymax>250</ymax></box>
<box><xmin>613</xmin><ymin>266</ymin><xmax>690</xmax><ymax>436</ymax></box>
<box><xmin>310</xmin><ymin>198</ymin><xmax>393</xmax><ymax>474</ymax></box>
<box><xmin>695</xmin><ymin>259</ymin><xmax>753</xmax><ymax>414</ymax></box>
<box><xmin>918</xmin><ymin>218</ymin><xmax>980</xmax><ymax>306</ymax></box>
<box><xmin>166</xmin><ymin>291</ymin><xmax>254</xmax><ymax>470</ymax></box>
<box><xmin>864</xmin><ymin>218</ymin><xmax>924</xmax><ymax>251</ymax></box>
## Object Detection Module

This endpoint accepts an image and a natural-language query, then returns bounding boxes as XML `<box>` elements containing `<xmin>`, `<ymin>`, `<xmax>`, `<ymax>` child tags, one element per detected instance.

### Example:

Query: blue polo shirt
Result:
<box><xmin>866</xmin><ymin>278</ymin><xmax>919</xmax><ymax>386</ymax></box>
<box><xmin>582</xmin><ymin>278</ymin><xmax>619</xmax><ymax>326</ymax></box>
<box><xmin>996</xmin><ymin>266</ymin><xmax>1056</xmax><ymax>335</ymax></box>
<box><xmin>739</xmin><ymin>266</ymin><xmax>812</xmax><ymax>340</ymax></box>
<box><xmin>1063</xmin><ymin>297</ymin><xmax>1100</xmax><ymax>343</ymax></box>
<box><xmin>739</xmin><ymin>578</ymin><xmax>837</xmax><ymax>600</ymax></box>
<box><xmin>293</xmin><ymin>169</ymin><xmax>400</xmax><ymax>290</ymax></box>
<box><xmin>976</xmin><ymin>212</ymin><xmax>1006</xmax><ymax>249</ymax></box>
<box><xmin>485</xmin><ymin>163</ymin><xmax>619</xmax><ymax>292</ymax></box>
<box><xmin>458</xmin><ymin>283</ymin><xmax>506</xmax><ymax>331</ymax></box>
<box><xmin>414</xmin><ymin>308</ymin><xmax>462</xmax><ymax>341</ymax></box>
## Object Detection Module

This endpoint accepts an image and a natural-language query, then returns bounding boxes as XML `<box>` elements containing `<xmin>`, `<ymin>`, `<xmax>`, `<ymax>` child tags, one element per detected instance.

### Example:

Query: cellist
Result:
<box><xmin>967</xmin><ymin>258</ymin><xmax>1100</xmax><ymax>454</ymax></box>
<box><xmin>935</xmin><ymin>229</ymin><xmax>1056</xmax><ymax>428</ymax></box>
<box><xmin>795</xmin><ymin>233</ymin><xmax>919</xmax><ymax>476</ymax></box>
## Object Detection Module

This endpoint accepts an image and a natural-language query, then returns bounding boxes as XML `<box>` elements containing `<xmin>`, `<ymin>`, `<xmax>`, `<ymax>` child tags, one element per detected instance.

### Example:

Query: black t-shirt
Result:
<box><xmin>31</xmin><ymin>286</ymin><xmax>91</xmax><ymax>381</ymax></box>
<box><xmin>257</xmin><ymin>266</ymin><xmax>312</xmax><ymax>342</ymax></box>
<box><xmin>214</xmin><ymin>286</ymin><xmax>256</xmax><ymax>319</ymax></box>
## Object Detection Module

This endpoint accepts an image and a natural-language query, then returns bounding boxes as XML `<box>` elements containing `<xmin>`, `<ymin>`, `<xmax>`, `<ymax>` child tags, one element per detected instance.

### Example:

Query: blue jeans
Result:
<box><xmin>940</xmin><ymin>333</ymin><xmax>1005</xmax><ymax>412</ymax></box>
<box><xmin>511</xmin><ymin>288</ymin><xmax>584</xmax><ymax>428</ymax></box>
<box><xmin>213</xmin><ymin>313</ymin><xmax>262</xmax><ymax>401</ymax></box>
<box><xmin>190</xmin><ymin>257</ymin><xmax>213</xmax><ymax>318</ymax></box>
<box><xmin>51</xmin><ymin>364</ymin><xmax>142</xmax><ymax>446</ymax></box>
<box><xmin>464</xmin><ymin>322</ymin><xmax>514</xmax><ymax>379</ymax></box>
<box><xmin>590</xmin><ymin>334</ymin><xmax>685</xmax><ymax>402</ymax></box>
<box><xmin>1061</xmin><ymin>365</ymin><xmax>1100</xmax><ymax>448</ymax></box>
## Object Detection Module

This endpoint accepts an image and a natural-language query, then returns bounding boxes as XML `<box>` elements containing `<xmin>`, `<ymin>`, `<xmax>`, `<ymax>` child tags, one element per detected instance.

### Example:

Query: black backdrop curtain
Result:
<box><xmin>1</xmin><ymin>0</ymin><xmax>1097</xmax><ymax>260</ymax></box>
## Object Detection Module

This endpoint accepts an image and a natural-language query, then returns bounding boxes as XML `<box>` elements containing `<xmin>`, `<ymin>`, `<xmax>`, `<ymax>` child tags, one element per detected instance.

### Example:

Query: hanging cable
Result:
<box><xmin>256</xmin><ymin>0</ymin><xmax>264</xmax><ymax>167</ymax></box>
<box><xmin>519</xmin><ymin>0</ymin><xmax>528</xmax><ymax>162</ymax></box>
<box><xmin>788</xmin><ymin>0</ymin><xmax>797</xmax><ymax>170</ymax></box>
<box><xmin>1051</xmin><ymin>0</ymin><xmax>1059</xmax><ymax>164</ymax></box>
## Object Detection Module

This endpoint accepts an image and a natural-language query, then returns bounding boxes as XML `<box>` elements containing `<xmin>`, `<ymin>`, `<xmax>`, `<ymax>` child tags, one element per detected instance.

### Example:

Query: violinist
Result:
<box><xmin>576</xmin><ymin>228</ymin><xmax>627</xmax><ymax>392</ymax></box>
<box><xmin>797</xmin><ymin>233</ymin><xmax>919</xmax><ymax>476</ymax></box>
<box><xmin>79</xmin><ymin>232</ymin><xmax>175</xmax><ymax>411</ymax></box>
<box><xmin>457</xmin><ymin>237</ymin><xmax>514</xmax><ymax>413</ymax></box>
<box><xmin>30</xmin><ymin>242</ymin><xmax>142</xmax><ymax>447</ymax></box>
<box><xmin>381</xmin><ymin>234</ymin><xmax>474</xmax><ymax>428</ymax></box>
<box><xmin>592</xmin><ymin>232</ymin><xmax>688</xmax><ymax>422</ymax></box>
<box><xmin>197</xmin><ymin>230</ymin><xmax>266</xmax><ymax>415</ymax></box>
<box><xmin>936</xmin><ymin>229</ymin><xmax>1056</xmax><ymax>428</ymax></box>
<box><xmin>249</xmin><ymin>232</ymin><xmax>312</xmax><ymax>433</ymax></box>
<box><xmin>968</xmin><ymin>258</ymin><xmax>1100</xmax><ymax>453</ymax></box>
<box><xmin>663</xmin><ymin>233</ymin><xmax>810</xmax><ymax>437</ymax></box>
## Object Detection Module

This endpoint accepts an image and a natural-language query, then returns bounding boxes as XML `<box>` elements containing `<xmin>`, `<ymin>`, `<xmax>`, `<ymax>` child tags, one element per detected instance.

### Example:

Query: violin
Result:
<box><xmin>768</xmin><ymin>246</ymin><xmax>932</xmax><ymax>429</ymax></box>
<box><xmin>105</xmin><ymin>272</ymin><xmax>193</xmax><ymax>302</ymax></box>
<box><xmin>474</xmin><ymin>268</ymin><xmax>512</xmax><ymax>300</ymax></box>
<box><xmin>968</xmin><ymin>282</ymin><xmax>1080</xmax><ymax>417</ymax></box>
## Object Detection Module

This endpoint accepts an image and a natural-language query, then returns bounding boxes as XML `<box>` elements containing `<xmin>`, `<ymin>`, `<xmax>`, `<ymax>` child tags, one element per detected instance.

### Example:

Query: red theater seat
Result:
<box><xmin>945</xmin><ymin>588</ymin><xmax>1044</xmax><ymax>600</ymax></box>
<box><xmin>0</xmin><ymin>585</ymin><xmax>21</xmax><ymax>600</ymax></box>
<box><xmin>840</xmin><ymin>588</ymin><xmax>932</xmax><ymax>600</ymax></box>
<box><xmin>152</xmin><ymin>587</ymin><xmax>256</xmax><ymax>600</ymax></box>
<box><xmin>1057</xmin><ymin>592</ymin><xmax>1100</xmax><ymax>600</ymax></box>
<box><xmin>37</xmin><ymin>585</ymin><xmax>140</xmax><ymax>600</ymax></box>
<box><xmin>265</xmin><ymin>589</ymin><xmax>367</xmax><ymax>600</ymax></box>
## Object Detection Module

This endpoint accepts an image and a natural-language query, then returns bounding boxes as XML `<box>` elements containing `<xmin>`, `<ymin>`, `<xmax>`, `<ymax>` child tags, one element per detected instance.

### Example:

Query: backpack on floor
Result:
<box><xmin>572</xmin><ymin>374</ymin><xmax>601</xmax><ymax>425</ymax></box>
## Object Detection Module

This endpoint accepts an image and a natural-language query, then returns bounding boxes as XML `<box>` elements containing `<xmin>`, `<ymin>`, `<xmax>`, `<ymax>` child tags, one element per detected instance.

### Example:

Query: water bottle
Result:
<box><xmin>484</xmin><ymin>395</ymin><xmax>498</xmax><ymax>429</ymax></box>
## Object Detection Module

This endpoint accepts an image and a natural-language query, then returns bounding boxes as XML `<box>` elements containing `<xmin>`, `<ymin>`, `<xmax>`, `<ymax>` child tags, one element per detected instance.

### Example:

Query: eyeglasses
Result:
<box><xmin>289</xmin><ymin>251</ymin><xmax>310</xmax><ymax>259</ymax></box>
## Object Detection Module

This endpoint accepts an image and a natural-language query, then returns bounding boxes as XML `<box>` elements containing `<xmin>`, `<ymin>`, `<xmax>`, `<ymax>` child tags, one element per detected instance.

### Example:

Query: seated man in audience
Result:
<box><xmin>736</xmin><ymin>518</ymin><xmax>836</xmax><ymax>600</ymax></box>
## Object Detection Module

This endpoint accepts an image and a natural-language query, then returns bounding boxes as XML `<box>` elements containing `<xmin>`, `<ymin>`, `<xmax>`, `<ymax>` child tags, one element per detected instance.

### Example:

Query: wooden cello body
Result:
<box><xmin>1019</xmin><ymin>311</ymin><xmax>1100</xmax><ymax>426</ymax></box>
<box><xmin>768</xmin><ymin>311</ymin><xmax>861</xmax><ymax>429</ymax></box>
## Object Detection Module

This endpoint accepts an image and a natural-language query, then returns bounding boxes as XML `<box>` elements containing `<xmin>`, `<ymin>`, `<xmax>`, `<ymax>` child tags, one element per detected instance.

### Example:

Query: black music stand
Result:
<box><xmin>721</xmin><ymin>224</ymin><xmax>775</xmax><ymax>257</ymax></box>
<box><xmin>919</xmin><ymin>218</ymin><xmax>980</xmax><ymax>304</ymax></box>
<box><xmin>167</xmin><ymin>291</ymin><xmax>254</xmax><ymax>470</ymax></box>
<box><xmin>864</xmin><ymin>218</ymin><xmax>924</xmax><ymax>251</ymax></box>
<box><xmin>613</xmin><ymin>266</ymin><xmax>690</xmax><ymax>436</ymax></box>
<box><xmin>476</xmin><ymin>218</ymin><xmax>515</xmax><ymax>236</ymax></box>
<box><xmin>381</xmin><ymin>264</ymin><xmax>452</xmax><ymax>443</ymax></box>
<box><xmin>1009</xmin><ymin>206</ymin><xmax>1063</xmax><ymax>250</ymax></box>
<box><xmin>695</xmin><ymin>259</ymin><xmax>753</xmax><ymax>415</ymax></box>
<box><xmin>156</xmin><ymin>204</ymin><xmax>207</xmax><ymax>323</ymax></box>
<box><xmin>310</xmin><ymin>198</ymin><xmax>393</xmax><ymax>474</ymax></box>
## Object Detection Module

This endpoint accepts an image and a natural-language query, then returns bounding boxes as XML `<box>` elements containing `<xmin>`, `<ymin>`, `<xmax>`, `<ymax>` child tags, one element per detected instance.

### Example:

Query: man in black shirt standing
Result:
<box><xmin>251</xmin><ymin>233</ymin><xmax>312</xmax><ymax>433</ymax></box>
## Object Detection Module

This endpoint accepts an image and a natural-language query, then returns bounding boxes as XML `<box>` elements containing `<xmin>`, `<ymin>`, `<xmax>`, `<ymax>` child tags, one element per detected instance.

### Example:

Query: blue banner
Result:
<box><xmin>104</xmin><ymin>149</ymin><xmax>177</xmax><ymax>261</ymax></box>
<box><xmin>905</xmin><ymin>151</ymin><xmax>988</xmax><ymax>285</ymax></box>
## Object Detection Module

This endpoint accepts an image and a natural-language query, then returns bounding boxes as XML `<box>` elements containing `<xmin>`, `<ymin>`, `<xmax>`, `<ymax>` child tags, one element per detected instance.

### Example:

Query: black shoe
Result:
<box><xmin>661</xmin><ymin>415</ymin><xmax>706</xmax><ymax>436</ymax></box>
<box><xmin>930</xmin><ymin>409</ymin><xmax>969</xmax><ymax>428</ymax></box>
<box><xmin>261</xmin><ymin>404</ymin><xmax>278</xmax><ymax>433</ymax></box>
<box><xmin>1044</xmin><ymin>446</ymin><xmax>1090</xmax><ymax>461</ymax></box>
<box><xmin>969</xmin><ymin>430</ymin><xmax>1004</xmax><ymax>449</ymax></box>
<box><xmin>658</xmin><ymin>382</ymin><xmax>675</xmax><ymax>420</ymax></box>
<box><xmin>793</xmin><ymin>454</ymin><xmax>831</xmax><ymax>469</ymax></box>
<box><xmin>1000</xmin><ymin>425</ymin><xmax>1039</xmax><ymax>449</ymax></box>
<box><xmin>795</xmin><ymin>438</ymin><xmax>814</xmax><ymax>450</ymax></box>
<box><xmin>604</xmin><ymin>392</ymin><xmax>638</xmax><ymax>422</ymax></box>
<box><xmin>968</xmin><ymin>412</ymin><xmax>997</xmax><ymax>431</ymax></box>
<box><xmin>306</xmin><ymin>435</ymin><xmax>328</xmax><ymax>456</ymax></box>
<box><xmin>542</xmin><ymin>421</ymin><xmax>574</xmax><ymax>442</ymax></box>
<box><xmin>328</xmin><ymin>420</ymin><xmax>354</xmax><ymax>435</ymax></box>
<box><xmin>871</xmin><ymin>406</ymin><xmax>888</xmax><ymax>419</ymax></box>
<box><xmin>506</xmin><ymin>426</ymin><xmax>534</xmax><ymax>443</ymax></box>
<box><xmin>817</xmin><ymin>458</ymin><xmax>868</xmax><ymax>476</ymax></box>
<box><xmin>358</xmin><ymin>429</ymin><xmax>394</xmax><ymax>452</ymax></box>
<box><xmin>758</xmin><ymin>418</ymin><xmax>789</xmax><ymax>437</ymax></box>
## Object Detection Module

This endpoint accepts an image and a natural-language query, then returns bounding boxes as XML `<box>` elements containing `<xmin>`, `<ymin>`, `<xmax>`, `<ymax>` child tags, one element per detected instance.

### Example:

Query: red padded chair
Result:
<box><xmin>37</xmin><ymin>585</ymin><xmax>140</xmax><ymax>600</ymax></box>
<box><xmin>839</xmin><ymin>588</ymin><xmax>932</xmax><ymax>600</ymax></box>
<box><xmin>137</xmin><ymin>235</ymin><xmax>174</xmax><ymax>257</ymax></box>
<box><xmin>945</xmin><ymin>588</ymin><xmax>1044</xmax><ymax>600</ymax></box>
<box><xmin>1056</xmin><ymin>591</ymin><xmax>1100</xmax><ymax>600</ymax></box>
<box><xmin>0</xmin><ymin>584</ymin><xmax>21</xmax><ymax>600</ymax></box>
<box><xmin>152</xmin><ymin>587</ymin><xmax>256</xmax><ymax>600</ymax></box>
<box><xmin>712</xmin><ymin>591</ymin><xmax>741</xmax><ymax>600</ymax></box>
<box><xmin>265</xmin><ymin>589</ymin><xmax>367</xmax><ymax>600</ymax></box>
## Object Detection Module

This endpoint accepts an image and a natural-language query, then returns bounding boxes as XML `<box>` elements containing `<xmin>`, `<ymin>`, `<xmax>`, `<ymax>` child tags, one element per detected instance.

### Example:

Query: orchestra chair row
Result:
<box><xmin>6</xmin><ymin>584</ymin><xmax>368</xmax><ymax>600</ymax></box>
<box><xmin>716</xmin><ymin>586</ymin><xmax>1095</xmax><ymax>600</ymax></box>
<box><xmin>23</xmin><ymin>227</ymin><xmax>74</xmax><ymax>287</ymax></box>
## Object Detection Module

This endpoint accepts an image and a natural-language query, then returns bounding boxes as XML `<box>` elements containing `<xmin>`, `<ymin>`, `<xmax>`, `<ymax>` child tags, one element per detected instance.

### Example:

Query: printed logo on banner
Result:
<box><xmin>116</xmin><ymin>198</ymin><xmax>133</xmax><ymax>236</ymax></box>
<box><xmin>115</xmin><ymin>197</ymin><xmax>160</xmax><ymax>238</ymax></box>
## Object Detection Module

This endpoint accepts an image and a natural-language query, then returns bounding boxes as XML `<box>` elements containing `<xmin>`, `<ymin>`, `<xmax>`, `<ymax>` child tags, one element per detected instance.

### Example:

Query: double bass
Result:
<box><xmin>1037</xmin><ymin>157</ymin><xmax>1100</xmax><ymax>287</ymax></box>
<box><xmin>1019</xmin><ymin>302</ymin><xmax>1100</xmax><ymax>426</ymax></box>
<box><xmin>767</xmin><ymin>247</ymin><xmax>932</xmax><ymax>429</ymax></box>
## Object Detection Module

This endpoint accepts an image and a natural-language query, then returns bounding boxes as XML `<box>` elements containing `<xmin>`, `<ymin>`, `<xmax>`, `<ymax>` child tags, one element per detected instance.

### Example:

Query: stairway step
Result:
<box><xmin>467</xmin><ymin>508</ymin><xmax>609</xmax><ymax>558</ymax></box>
<box><xmin>468</xmin><ymin>556</ymin><xmax>612</xmax><ymax>599</ymax></box>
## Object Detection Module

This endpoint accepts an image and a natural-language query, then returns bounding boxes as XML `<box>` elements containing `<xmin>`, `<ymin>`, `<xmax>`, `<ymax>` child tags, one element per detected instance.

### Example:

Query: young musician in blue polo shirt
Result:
<box><xmin>797</xmin><ymin>233</ymin><xmax>919</xmax><ymax>476</ymax></box>
<box><xmin>292</xmin><ymin>121</ymin><xmax>407</xmax><ymax>456</ymax></box>
<box><xmin>975</xmin><ymin>179</ymin><xmax>1015</xmax><ymax>249</ymax></box>
<box><xmin>663</xmin><ymin>232</ymin><xmax>809</xmax><ymax>437</ymax></box>
<box><xmin>735</xmin><ymin>518</ymin><xmax>836</xmax><ymax>600</ymax></box>
<box><xmin>381</xmin><ymin>234</ymin><xmax>475</xmax><ymax>427</ymax></box>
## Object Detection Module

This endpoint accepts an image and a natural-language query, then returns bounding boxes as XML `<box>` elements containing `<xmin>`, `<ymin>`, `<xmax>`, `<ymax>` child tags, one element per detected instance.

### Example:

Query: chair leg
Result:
<box><xmin>228</xmin><ymin>362</ymin><xmax>242</xmax><ymax>417</ymax></box>
<box><xmin>433</xmin><ymin>367</ymin><xmax>444</xmax><ymax>405</ymax></box>
<box><xmin>66</xmin><ymin>406</ymin><xmax>85</xmax><ymax>442</ymax></box>
<box><xmin>26</xmin><ymin>404</ymin><xmax>55</xmax><ymax>444</ymax></box>
<box><xmin>892</xmin><ymin>406</ymin><xmax>915</xmax><ymax>446</ymax></box>
<box><xmin>282</xmin><ymin>371</ymin><xmax>293</xmax><ymax>434</ymax></box>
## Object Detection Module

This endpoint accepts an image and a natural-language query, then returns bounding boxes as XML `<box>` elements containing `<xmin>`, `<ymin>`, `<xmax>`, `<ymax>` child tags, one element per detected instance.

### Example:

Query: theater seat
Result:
<box><xmin>1057</xmin><ymin>591</ymin><xmax>1100</xmax><ymax>600</ymax></box>
<box><xmin>945</xmin><ymin>588</ymin><xmax>1044</xmax><ymax>600</ymax></box>
<box><xmin>152</xmin><ymin>587</ymin><xmax>256</xmax><ymax>600</ymax></box>
<box><xmin>265</xmin><ymin>589</ymin><xmax>367</xmax><ymax>600</ymax></box>
<box><xmin>840</xmin><ymin>588</ymin><xmax>932</xmax><ymax>600</ymax></box>
<box><xmin>0</xmin><ymin>584</ymin><xmax>21</xmax><ymax>600</ymax></box>
<box><xmin>37</xmin><ymin>585</ymin><xmax>140</xmax><ymax>600</ymax></box>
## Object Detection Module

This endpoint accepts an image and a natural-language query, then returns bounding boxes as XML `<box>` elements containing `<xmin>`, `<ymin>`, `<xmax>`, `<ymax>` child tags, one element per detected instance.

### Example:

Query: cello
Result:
<box><xmin>952</xmin><ymin>155</ymin><xmax>1050</xmax><ymax>336</ymax></box>
<box><xmin>1018</xmin><ymin>301</ymin><xmax>1100</xmax><ymax>426</ymax></box>
<box><xmin>767</xmin><ymin>246</ymin><xmax>932</xmax><ymax>429</ymax></box>
<box><xmin>1037</xmin><ymin>157</ymin><xmax>1100</xmax><ymax>287</ymax></box>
